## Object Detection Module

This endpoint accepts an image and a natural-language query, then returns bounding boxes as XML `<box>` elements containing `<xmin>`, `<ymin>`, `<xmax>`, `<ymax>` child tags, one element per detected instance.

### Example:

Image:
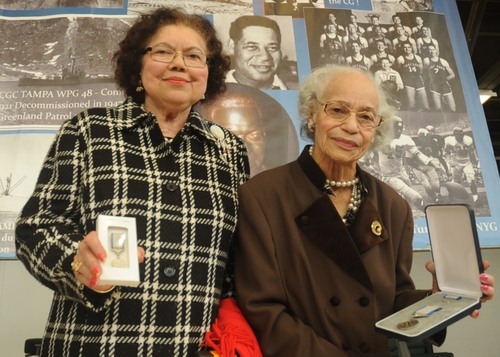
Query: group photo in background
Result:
<box><xmin>303</xmin><ymin>7</ymin><xmax>488</xmax><ymax>220</ymax></box>
<box><xmin>0</xmin><ymin>0</ymin><xmax>499</xmax><ymax>257</ymax></box>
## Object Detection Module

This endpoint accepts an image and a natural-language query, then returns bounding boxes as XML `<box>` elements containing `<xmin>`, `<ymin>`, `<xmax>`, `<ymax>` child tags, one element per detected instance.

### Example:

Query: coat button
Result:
<box><xmin>359</xmin><ymin>296</ymin><xmax>370</xmax><ymax>307</ymax></box>
<box><xmin>163</xmin><ymin>266</ymin><xmax>176</xmax><ymax>277</ymax></box>
<box><xmin>165</xmin><ymin>182</ymin><xmax>177</xmax><ymax>191</ymax></box>
<box><xmin>300</xmin><ymin>215</ymin><xmax>311</xmax><ymax>226</ymax></box>
<box><xmin>360</xmin><ymin>343</ymin><xmax>370</xmax><ymax>353</ymax></box>
<box><xmin>330</xmin><ymin>296</ymin><xmax>340</xmax><ymax>306</ymax></box>
<box><xmin>341</xmin><ymin>341</ymin><xmax>350</xmax><ymax>351</ymax></box>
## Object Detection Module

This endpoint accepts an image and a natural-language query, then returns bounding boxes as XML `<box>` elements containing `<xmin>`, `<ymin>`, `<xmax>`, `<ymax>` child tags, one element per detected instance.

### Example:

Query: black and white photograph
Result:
<box><xmin>127</xmin><ymin>0</ymin><xmax>253</xmax><ymax>15</ymax></box>
<box><xmin>372</xmin><ymin>0</ymin><xmax>434</xmax><ymax>13</ymax></box>
<box><xmin>0</xmin><ymin>131</ymin><xmax>55</xmax><ymax>255</ymax></box>
<box><xmin>263</xmin><ymin>0</ymin><xmax>325</xmax><ymax>18</ymax></box>
<box><xmin>305</xmin><ymin>9</ymin><xmax>466</xmax><ymax>112</ymax></box>
<box><xmin>304</xmin><ymin>8</ymin><xmax>489</xmax><ymax>218</ymax></box>
<box><xmin>304</xmin><ymin>8</ymin><xmax>379</xmax><ymax>71</ymax></box>
<box><xmin>214</xmin><ymin>14</ymin><xmax>299</xmax><ymax>90</ymax></box>
<box><xmin>0</xmin><ymin>16</ymin><xmax>130</xmax><ymax>126</ymax></box>
<box><xmin>196</xmin><ymin>83</ymin><xmax>299</xmax><ymax>177</ymax></box>
<box><xmin>359</xmin><ymin>112</ymin><xmax>490</xmax><ymax>219</ymax></box>
<box><xmin>0</xmin><ymin>0</ymin><xmax>125</xmax><ymax>10</ymax></box>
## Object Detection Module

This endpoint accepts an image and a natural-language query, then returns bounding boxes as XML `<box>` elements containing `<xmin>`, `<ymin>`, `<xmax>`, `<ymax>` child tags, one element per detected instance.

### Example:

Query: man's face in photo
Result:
<box><xmin>403</xmin><ymin>43</ymin><xmax>413</xmax><ymax>54</ymax></box>
<box><xmin>394</xmin><ymin>121</ymin><xmax>404</xmax><ymax>139</ymax></box>
<box><xmin>428</xmin><ymin>45</ymin><xmax>438</xmax><ymax>57</ymax></box>
<box><xmin>348</xmin><ymin>23</ymin><xmax>357</xmax><ymax>35</ymax></box>
<box><xmin>454</xmin><ymin>130</ymin><xmax>465</xmax><ymax>143</ymax></box>
<box><xmin>374</xmin><ymin>26</ymin><xmax>384</xmax><ymax>37</ymax></box>
<box><xmin>233</xmin><ymin>26</ymin><xmax>281</xmax><ymax>88</ymax></box>
<box><xmin>351</xmin><ymin>42</ymin><xmax>361</xmax><ymax>54</ymax></box>
<box><xmin>326</xmin><ymin>24</ymin><xmax>337</xmax><ymax>34</ymax></box>
<box><xmin>211</xmin><ymin>104</ymin><xmax>266</xmax><ymax>175</ymax></box>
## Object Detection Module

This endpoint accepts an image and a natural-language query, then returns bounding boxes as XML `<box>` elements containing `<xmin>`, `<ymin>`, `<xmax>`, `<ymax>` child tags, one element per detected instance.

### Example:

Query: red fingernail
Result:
<box><xmin>90</xmin><ymin>276</ymin><xmax>97</xmax><ymax>288</ymax></box>
<box><xmin>480</xmin><ymin>274</ymin><xmax>488</xmax><ymax>281</ymax></box>
<box><xmin>98</xmin><ymin>253</ymin><xmax>105</xmax><ymax>262</ymax></box>
<box><xmin>475</xmin><ymin>311</ymin><xmax>480</xmax><ymax>318</ymax></box>
<box><xmin>481</xmin><ymin>284</ymin><xmax>489</xmax><ymax>291</ymax></box>
<box><xmin>92</xmin><ymin>267</ymin><xmax>100</xmax><ymax>277</ymax></box>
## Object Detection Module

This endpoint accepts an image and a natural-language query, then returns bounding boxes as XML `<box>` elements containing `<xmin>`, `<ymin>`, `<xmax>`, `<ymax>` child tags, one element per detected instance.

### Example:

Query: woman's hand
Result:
<box><xmin>425</xmin><ymin>261</ymin><xmax>440</xmax><ymax>294</ymax></box>
<box><xmin>479</xmin><ymin>261</ymin><xmax>495</xmax><ymax>302</ymax></box>
<box><xmin>425</xmin><ymin>260</ymin><xmax>495</xmax><ymax>318</ymax></box>
<box><xmin>72</xmin><ymin>231</ymin><xmax>145</xmax><ymax>292</ymax></box>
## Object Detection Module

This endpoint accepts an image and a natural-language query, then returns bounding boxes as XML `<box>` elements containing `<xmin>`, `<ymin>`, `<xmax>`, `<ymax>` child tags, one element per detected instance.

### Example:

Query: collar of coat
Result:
<box><xmin>295</xmin><ymin>146</ymin><xmax>390</xmax><ymax>291</ymax></box>
<box><xmin>108</xmin><ymin>97</ymin><xmax>223</xmax><ymax>146</ymax></box>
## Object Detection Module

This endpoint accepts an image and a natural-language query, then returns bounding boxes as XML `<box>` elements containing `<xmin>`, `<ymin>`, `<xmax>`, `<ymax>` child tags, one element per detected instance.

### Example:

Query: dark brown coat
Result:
<box><xmin>234</xmin><ymin>148</ymin><xmax>431</xmax><ymax>357</ymax></box>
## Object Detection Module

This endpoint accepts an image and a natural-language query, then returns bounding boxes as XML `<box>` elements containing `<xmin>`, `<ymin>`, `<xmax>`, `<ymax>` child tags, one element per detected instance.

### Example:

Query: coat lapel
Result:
<box><xmin>296</xmin><ymin>194</ymin><xmax>375</xmax><ymax>291</ymax></box>
<box><xmin>294</xmin><ymin>146</ymin><xmax>390</xmax><ymax>291</ymax></box>
<box><xmin>349</xmin><ymin>196</ymin><xmax>388</xmax><ymax>253</ymax></box>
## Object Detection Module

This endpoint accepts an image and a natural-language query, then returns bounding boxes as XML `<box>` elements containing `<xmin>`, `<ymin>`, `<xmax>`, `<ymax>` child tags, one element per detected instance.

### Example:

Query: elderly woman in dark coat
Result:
<box><xmin>15</xmin><ymin>8</ymin><xmax>249</xmax><ymax>357</ymax></box>
<box><xmin>233</xmin><ymin>64</ymin><xmax>494</xmax><ymax>357</ymax></box>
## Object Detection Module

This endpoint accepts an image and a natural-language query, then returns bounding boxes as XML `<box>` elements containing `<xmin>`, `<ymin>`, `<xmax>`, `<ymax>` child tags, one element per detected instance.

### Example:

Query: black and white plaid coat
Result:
<box><xmin>15</xmin><ymin>97</ymin><xmax>250</xmax><ymax>357</ymax></box>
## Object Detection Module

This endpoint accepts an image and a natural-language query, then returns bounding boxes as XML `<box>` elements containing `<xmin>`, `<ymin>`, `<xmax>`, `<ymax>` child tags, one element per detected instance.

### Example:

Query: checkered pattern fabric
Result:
<box><xmin>15</xmin><ymin>97</ymin><xmax>250</xmax><ymax>357</ymax></box>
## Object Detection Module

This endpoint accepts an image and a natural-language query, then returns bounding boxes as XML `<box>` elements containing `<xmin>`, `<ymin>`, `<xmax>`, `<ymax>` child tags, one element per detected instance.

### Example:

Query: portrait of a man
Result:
<box><xmin>196</xmin><ymin>84</ymin><xmax>299</xmax><ymax>177</ymax></box>
<box><xmin>220</xmin><ymin>15</ymin><xmax>299</xmax><ymax>90</ymax></box>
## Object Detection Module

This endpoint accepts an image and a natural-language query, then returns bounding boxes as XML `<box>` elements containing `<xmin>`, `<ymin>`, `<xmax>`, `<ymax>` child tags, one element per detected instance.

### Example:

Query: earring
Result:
<box><xmin>201</xmin><ymin>94</ymin><xmax>206</xmax><ymax>100</ymax></box>
<box><xmin>136</xmin><ymin>80</ymin><xmax>144</xmax><ymax>92</ymax></box>
<box><xmin>308</xmin><ymin>122</ymin><xmax>316</xmax><ymax>132</ymax></box>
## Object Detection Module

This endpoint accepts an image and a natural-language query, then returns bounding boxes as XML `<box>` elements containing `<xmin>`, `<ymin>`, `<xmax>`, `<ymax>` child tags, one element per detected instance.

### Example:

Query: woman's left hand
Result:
<box><xmin>426</xmin><ymin>260</ymin><xmax>495</xmax><ymax>318</ymax></box>
<box><xmin>479</xmin><ymin>261</ymin><xmax>495</xmax><ymax>302</ymax></box>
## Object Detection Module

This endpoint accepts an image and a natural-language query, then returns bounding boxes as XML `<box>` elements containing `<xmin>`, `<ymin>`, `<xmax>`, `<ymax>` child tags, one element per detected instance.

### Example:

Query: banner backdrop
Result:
<box><xmin>0</xmin><ymin>0</ymin><xmax>498</xmax><ymax>258</ymax></box>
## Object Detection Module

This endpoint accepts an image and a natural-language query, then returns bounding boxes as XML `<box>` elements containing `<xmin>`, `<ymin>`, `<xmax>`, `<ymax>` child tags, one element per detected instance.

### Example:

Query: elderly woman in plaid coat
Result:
<box><xmin>15</xmin><ymin>8</ymin><xmax>249</xmax><ymax>357</ymax></box>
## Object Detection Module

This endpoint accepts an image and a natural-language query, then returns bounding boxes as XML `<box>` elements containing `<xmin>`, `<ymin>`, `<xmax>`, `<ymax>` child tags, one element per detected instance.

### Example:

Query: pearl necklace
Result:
<box><xmin>309</xmin><ymin>145</ymin><xmax>361</xmax><ymax>224</ymax></box>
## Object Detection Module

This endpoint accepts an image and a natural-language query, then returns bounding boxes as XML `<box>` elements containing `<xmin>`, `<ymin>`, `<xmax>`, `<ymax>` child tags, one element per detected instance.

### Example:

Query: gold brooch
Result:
<box><xmin>371</xmin><ymin>221</ymin><xmax>382</xmax><ymax>236</ymax></box>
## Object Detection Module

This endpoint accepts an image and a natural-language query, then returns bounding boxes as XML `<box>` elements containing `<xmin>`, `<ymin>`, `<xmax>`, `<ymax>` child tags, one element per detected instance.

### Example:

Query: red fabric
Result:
<box><xmin>204</xmin><ymin>298</ymin><xmax>262</xmax><ymax>357</ymax></box>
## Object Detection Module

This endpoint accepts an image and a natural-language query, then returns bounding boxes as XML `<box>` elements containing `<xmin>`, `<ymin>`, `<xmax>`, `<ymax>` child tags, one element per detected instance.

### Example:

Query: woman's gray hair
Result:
<box><xmin>298</xmin><ymin>64</ymin><xmax>396</xmax><ymax>149</ymax></box>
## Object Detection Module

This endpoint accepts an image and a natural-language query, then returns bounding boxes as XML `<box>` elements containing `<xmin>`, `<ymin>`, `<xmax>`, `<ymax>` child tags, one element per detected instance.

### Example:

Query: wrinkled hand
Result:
<box><xmin>425</xmin><ymin>261</ymin><xmax>440</xmax><ymax>295</ymax></box>
<box><xmin>73</xmin><ymin>231</ymin><xmax>145</xmax><ymax>292</ymax></box>
<box><xmin>426</xmin><ymin>260</ymin><xmax>495</xmax><ymax>318</ymax></box>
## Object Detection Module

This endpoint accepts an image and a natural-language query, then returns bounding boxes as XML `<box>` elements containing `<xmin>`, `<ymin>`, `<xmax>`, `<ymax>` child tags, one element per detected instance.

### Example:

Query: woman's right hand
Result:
<box><xmin>73</xmin><ymin>231</ymin><xmax>145</xmax><ymax>292</ymax></box>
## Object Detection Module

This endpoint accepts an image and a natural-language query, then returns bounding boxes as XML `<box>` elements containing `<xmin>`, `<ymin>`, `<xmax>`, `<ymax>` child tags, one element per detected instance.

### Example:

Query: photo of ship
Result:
<box><xmin>0</xmin><ymin>173</ymin><xmax>28</xmax><ymax>212</ymax></box>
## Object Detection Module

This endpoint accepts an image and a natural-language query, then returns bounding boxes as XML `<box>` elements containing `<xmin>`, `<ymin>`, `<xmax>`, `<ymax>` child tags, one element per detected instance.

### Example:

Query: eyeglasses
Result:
<box><xmin>144</xmin><ymin>44</ymin><xmax>209</xmax><ymax>68</ymax></box>
<box><xmin>319</xmin><ymin>101</ymin><xmax>383</xmax><ymax>129</ymax></box>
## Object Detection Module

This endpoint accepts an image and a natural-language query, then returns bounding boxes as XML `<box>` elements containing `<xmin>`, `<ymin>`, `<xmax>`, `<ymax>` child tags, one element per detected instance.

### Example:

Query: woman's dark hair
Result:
<box><xmin>113</xmin><ymin>7</ymin><xmax>230</xmax><ymax>104</ymax></box>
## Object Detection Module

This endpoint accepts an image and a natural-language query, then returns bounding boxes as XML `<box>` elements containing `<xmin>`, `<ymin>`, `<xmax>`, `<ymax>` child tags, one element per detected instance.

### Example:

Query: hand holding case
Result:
<box><xmin>96</xmin><ymin>214</ymin><xmax>140</xmax><ymax>287</ymax></box>
<box><xmin>375</xmin><ymin>204</ymin><xmax>483</xmax><ymax>342</ymax></box>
